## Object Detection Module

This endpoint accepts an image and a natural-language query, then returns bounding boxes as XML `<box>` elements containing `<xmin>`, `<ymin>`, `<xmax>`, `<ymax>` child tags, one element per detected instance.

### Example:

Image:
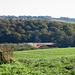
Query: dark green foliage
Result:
<box><xmin>0</xmin><ymin>19</ymin><xmax>75</xmax><ymax>47</ymax></box>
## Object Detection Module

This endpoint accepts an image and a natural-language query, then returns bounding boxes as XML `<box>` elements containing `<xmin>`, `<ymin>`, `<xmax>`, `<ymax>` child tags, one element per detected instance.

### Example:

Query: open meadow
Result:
<box><xmin>0</xmin><ymin>47</ymin><xmax>75</xmax><ymax>75</ymax></box>
<box><xmin>14</xmin><ymin>47</ymin><xmax>75</xmax><ymax>60</ymax></box>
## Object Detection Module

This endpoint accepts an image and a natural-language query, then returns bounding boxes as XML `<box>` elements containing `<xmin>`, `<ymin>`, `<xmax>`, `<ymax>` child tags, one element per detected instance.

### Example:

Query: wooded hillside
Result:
<box><xmin>0</xmin><ymin>19</ymin><xmax>75</xmax><ymax>47</ymax></box>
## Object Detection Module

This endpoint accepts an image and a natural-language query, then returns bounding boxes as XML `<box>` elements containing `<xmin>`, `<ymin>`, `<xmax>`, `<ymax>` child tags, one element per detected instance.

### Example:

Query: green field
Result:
<box><xmin>0</xmin><ymin>47</ymin><xmax>75</xmax><ymax>75</ymax></box>
<box><xmin>14</xmin><ymin>47</ymin><xmax>75</xmax><ymax>60</ymax></box>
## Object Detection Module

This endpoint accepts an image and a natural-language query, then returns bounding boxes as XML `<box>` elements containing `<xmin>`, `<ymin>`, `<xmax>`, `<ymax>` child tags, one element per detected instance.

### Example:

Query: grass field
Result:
<box><xmin>0</xmin><ymin>47</ymin><xmax>75</xmax><ymax>75</ymax></box>
<box><xmin>14</xmin><ymin>47</ymin><xmax>75</xmax><ymax>60</ymax></box>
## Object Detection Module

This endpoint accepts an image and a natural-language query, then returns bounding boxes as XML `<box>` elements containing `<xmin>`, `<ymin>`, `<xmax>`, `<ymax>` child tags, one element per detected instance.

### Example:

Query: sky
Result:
<box><xmin>0</xmin><ymin>0</ymin><xmax>75</xmax><ymax>18</ymax></box>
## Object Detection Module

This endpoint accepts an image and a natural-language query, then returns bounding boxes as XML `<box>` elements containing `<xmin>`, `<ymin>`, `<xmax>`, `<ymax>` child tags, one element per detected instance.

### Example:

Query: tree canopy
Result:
<box><xmin>0</xmin><ymin>19</ymin><xmax>75</xmax><ymax>47</ymax></box>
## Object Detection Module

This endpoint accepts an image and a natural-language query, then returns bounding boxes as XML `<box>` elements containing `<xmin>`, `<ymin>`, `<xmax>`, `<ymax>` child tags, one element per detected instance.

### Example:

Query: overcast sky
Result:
<box><xmin>0</xmin><ymin>0</ymin><xmax>75</xmax><ymax>18</ymax></box>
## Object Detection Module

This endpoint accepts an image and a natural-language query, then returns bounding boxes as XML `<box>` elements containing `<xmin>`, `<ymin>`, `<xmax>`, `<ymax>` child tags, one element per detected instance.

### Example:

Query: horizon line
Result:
<box><xmin>0</xmin><ymin>15</ymin><xmax>75</xmax><ymax>18</ymax></box>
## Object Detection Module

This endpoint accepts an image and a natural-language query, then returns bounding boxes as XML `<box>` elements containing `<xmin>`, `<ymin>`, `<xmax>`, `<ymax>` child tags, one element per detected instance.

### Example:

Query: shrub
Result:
<box><xmin>0</xmin><ymin>44</ymin><xmax>15</xmax><ymax>64</ymax></box>
<box><xmin>14</xmin><ymin>43</ymin><xmax>36</xmax><ymax>51</ymax></box>
<box><xmin>39</xmin><ymin>45</ymin><xmax>49</xmax><ymax>49</ymax></box>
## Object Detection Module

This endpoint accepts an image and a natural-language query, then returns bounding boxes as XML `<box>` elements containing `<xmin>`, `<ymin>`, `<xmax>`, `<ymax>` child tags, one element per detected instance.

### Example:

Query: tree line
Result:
<box><xmin>0</xmin><ymin>19</ymin><xmax>75</xmax><ymax>47</ymax></box>
<box><xmin>0</xmin><ymin>16</ymin><xmax>52</xmax><ymax>21</ymax></box>
<box><xmin>0</xmin><ymin>16</ymin><xmax>75</xmax><ymax>22</ymax></box>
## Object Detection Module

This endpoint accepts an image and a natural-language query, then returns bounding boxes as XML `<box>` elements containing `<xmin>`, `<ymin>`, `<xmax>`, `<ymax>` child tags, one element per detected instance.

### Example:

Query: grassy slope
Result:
<box><xmin>52</xmin><ymin>19</ymin><xmax>75</xmax><ymax>24</ymax></box>
<box><xmin>14</xmin><ymin>47</ymin><xmax>75</xmax><ymax>60</ymax></box>
<box><xmin>0</xmin><ymin>47</ymin><xmax>75</xmax><ymax>75</ymax></box>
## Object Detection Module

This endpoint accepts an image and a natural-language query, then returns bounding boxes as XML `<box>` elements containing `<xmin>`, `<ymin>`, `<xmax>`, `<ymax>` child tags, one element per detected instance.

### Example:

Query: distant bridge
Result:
<box><xmin>27</xmin><ymin>43</ymin><xmax>57</xmax><ymax>48</ymax></box>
